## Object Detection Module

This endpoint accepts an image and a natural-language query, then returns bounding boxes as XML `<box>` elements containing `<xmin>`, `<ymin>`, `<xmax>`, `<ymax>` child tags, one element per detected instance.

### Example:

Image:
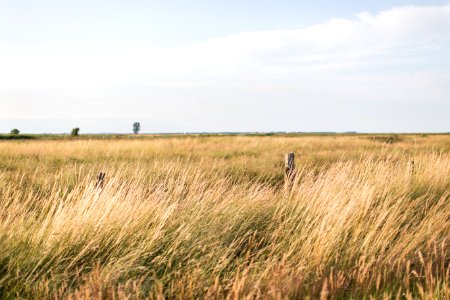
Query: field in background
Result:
<box><xmin>0</xmin><ymin>134</ymin><xmax>449</xmax><ymax>299</ymax></box>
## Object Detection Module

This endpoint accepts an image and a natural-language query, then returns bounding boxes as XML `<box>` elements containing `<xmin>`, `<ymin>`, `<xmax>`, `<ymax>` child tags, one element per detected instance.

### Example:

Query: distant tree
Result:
<box><xmin>10</xmin><ymin>129</ymin><xmax>20</xmax><ymax>135</ymax></box>
<box><xmin>71</xmin><ymin>128</ymin><xmax>80</xmax><ymax>136</ymax></box>
<box><xmin>133</xmin><ymin>122</ymin><xmax>140</xmax><ymax>134</ymax></box>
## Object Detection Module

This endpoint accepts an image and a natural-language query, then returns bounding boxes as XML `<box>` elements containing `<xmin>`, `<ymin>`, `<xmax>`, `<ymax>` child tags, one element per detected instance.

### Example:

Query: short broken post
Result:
<box><xmin>285</xmin><ymin>152</ymin><xmax>295</xmax><ymax>183</ymax></box>
<box><xmin>96</xmin><ymin>172</ymin><xmax>106</xmax><ymax>188</ymax></box>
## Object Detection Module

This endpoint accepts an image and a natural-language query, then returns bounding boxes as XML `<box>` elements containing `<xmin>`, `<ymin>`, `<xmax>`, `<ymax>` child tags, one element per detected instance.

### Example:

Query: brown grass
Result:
<box><xmin>0</xmin><ymin>134</ymin><xmax>449</xmax><ymax>299</ymax></box>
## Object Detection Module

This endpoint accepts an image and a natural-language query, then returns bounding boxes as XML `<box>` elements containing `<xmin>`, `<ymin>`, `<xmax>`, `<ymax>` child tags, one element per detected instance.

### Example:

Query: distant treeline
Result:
<box><xmin>0</xmin><ymin>135</ymin><xmax>36</xmax><ymax>140</ymax></box>
<box><xmin>0</xmin><ymin>132</ymin><xmax>448</xmax><ymax>141</ymax></box>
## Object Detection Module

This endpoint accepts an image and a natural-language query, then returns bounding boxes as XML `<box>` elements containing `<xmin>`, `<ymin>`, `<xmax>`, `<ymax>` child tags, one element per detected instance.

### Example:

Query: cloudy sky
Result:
<box><xmin>1</xmin><ymin>0</ymin><xmax>449</xmax><ymax>133</ymax></box>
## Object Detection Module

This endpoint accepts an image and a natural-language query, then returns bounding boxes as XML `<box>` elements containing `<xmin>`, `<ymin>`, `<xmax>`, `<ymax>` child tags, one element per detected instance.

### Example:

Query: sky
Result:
<box><xmin>1</xmin><ymin>0</ymin><xmax>449</xmax><ymax>133</ymax></box>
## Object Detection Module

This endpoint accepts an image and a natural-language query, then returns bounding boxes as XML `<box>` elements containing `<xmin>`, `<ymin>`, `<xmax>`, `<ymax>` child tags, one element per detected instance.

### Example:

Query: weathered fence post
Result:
<box><xmin>410</xmin><ymin>160</ymin><xmax>415</xmax><ymax>175</ymax></box>
<box><xmin>285</xmin><ymin>152</ymin><xmax>295</xmax><ymax>183</ymax></box>
<box><xmin>96</xmin><ymin>172</ymin><xmax>106</xmax><ymax>188</ymax></box>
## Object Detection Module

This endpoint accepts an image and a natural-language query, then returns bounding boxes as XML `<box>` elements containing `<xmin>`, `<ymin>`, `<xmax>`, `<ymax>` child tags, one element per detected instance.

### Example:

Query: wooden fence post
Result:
<box><xmin>285</xmin><ymin>152</ymin><xmax>295</xmax><ymax>182</ymax></box>
<box><xmin>97</xmin><ymin>172</ymin><xmax>106</xmax><ymax>188</ymax></box>
<box><xmin>410</xmin><ymin>160</ymin><xmax>415</xmax><ymax>175</ymax></box>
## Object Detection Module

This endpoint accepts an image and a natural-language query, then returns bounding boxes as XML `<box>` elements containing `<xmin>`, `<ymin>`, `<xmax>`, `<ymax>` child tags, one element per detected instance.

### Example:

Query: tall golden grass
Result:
<box><xmin>0</xmin><ymin>135</ymin><xmax>449</xmax><ymax>299</ymax></box>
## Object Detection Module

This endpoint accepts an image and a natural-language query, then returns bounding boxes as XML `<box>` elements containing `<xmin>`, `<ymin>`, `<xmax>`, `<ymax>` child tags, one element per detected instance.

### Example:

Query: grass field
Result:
<box><xmin>0</xmin><ymin>134</ymin><xmax>449</xmax><ymax>299</ymax></box>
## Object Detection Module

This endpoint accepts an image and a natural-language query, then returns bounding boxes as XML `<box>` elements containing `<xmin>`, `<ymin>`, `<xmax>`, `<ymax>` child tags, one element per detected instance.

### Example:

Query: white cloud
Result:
<box><xmin>1</xmin><ymin>4</ymin><xmax>449</xmax><ymax>132</ymax></box>
<box><xmin>2</xmin><ymin>5</ymin><xmax>450</xmax><ymax>86</ymax></box>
